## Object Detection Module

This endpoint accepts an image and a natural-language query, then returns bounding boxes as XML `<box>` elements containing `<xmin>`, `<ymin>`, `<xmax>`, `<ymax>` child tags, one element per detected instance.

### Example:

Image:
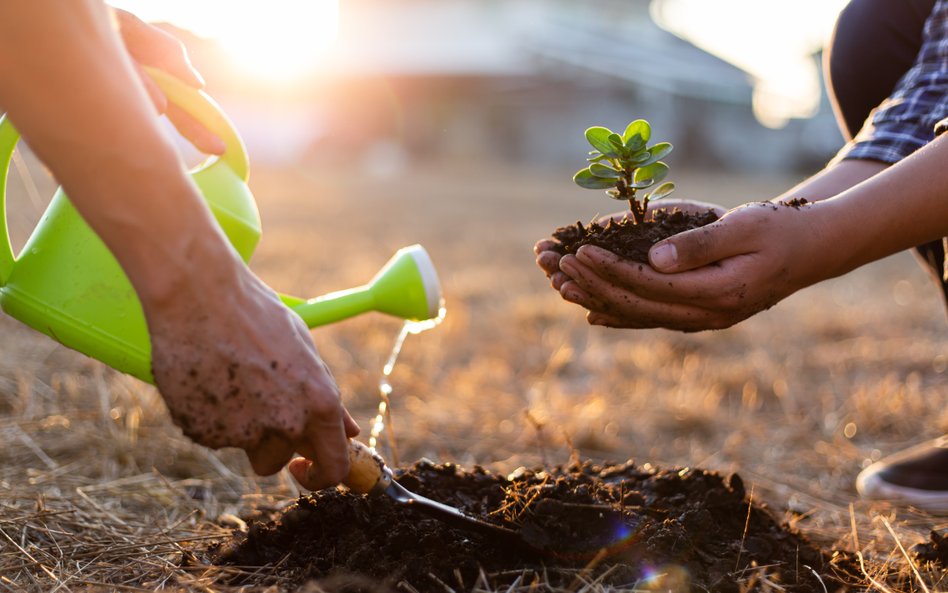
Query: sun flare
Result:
<box><xmin>108</xmin><ymin>0</ymin><xmax>339</xmax><ymax>83</ymax></box>
<box><xmin>651</xmin><ymin>0</ymin><xmax>849</xmax><ymax>128</ymax></box>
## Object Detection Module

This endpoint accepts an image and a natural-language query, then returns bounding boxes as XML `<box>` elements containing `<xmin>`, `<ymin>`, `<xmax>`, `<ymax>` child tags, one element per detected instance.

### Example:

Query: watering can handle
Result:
<box><xmin>0</xmin><ymin>67</ymin><xmax>249</xmax><ymax>286</ymax></box>
<box><xmin>0</xmin><ymin>116</ymin><xmax>17</xmax><ymax>285</ymax></box>
<box><xmin>142</xmin><ymin>66</ymin><xmax>249</xmax><ymax>182</ymax></box>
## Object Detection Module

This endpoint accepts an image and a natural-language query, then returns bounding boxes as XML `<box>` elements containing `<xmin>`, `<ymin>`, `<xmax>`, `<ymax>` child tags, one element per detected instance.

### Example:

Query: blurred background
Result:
<box><xmin>111</xmin><ymin>0</ymin><xmax>849</xmax><ymax>174</ymax></box>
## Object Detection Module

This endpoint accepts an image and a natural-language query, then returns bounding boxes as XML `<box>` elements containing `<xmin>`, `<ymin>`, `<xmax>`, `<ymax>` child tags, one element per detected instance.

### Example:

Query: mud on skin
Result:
<box><xmin>204</xmin><ymin>458</ymin><xmax>871</xmax><ymax>593</ymax></box>
<box><xmin>154</xmin><ymin>341</ymin><xmax>297</xmax><ymax>450</ymax></box>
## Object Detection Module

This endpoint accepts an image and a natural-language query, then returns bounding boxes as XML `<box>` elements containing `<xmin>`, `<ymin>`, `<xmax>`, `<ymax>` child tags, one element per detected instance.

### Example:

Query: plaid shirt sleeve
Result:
<box><xmin>834</xmin><ymin>1</ymin><xmax>948</xmax><ymax>164</ymax></box>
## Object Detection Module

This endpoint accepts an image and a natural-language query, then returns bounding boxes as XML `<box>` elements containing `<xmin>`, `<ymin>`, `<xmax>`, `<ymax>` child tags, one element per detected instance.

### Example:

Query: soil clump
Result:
<box><xmin>206</xmin><ymin>457</ymin><xmax>867</xmax><ymax>592</ymax></box>
<box><xmin>550</xmin><ymin>208</ymin><xmax>719</xmax><ymax>263</ymax></box>
<box><xmin>914</xmin><ymin>530</ymin><xmax>948</xmax><ymax>568</ymax></box>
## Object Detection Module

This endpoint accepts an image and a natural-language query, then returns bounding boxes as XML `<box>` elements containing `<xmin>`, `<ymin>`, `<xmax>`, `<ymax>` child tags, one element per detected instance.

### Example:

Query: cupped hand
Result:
<box><xmin>148</xmin><ymin>266</ymin><xmax>360</xmax><ymax>489</ymax></box>
<box><xmin>113</xmin><ymin>8</ymin><xmax>225</xmax><ymax>155</ymax></box>
<box><xmin>553</xmin><ymin>201</ymin><xmax>834</xmax><ymax>331</ymax></box>
<box><xmin>534</xmin><ymin>199</ymin><xmax>726</xmax><ymax>292</ymax></box>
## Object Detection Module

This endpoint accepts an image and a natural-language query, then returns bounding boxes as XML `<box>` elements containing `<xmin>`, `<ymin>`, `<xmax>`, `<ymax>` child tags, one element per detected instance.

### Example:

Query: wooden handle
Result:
<box><xmin>345</xmin><ymin>440</ymin><xmax>392</xmax><ymax>495</ymax></box>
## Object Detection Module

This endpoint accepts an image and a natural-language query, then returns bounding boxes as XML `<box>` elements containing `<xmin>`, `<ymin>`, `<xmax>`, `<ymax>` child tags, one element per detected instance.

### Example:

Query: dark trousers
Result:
<box><xmin>825</xmin><ymin>0</ymin><xmax>948</xmax><ymax>311</ymax></box>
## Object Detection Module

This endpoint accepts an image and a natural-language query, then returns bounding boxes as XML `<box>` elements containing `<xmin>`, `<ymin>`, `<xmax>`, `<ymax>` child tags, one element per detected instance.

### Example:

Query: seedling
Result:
<box><xmin>573</xmin><ymin>119</ymin><xmax>675</xmax><ymax>224</ymax></box>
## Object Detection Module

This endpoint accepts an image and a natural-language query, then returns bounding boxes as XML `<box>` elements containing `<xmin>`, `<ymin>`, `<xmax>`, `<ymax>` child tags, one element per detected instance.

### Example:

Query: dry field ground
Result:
<box><xmin>0</xmin><ymin>157</ymin><xmax>946</xmax><ymax>591</ymax></box>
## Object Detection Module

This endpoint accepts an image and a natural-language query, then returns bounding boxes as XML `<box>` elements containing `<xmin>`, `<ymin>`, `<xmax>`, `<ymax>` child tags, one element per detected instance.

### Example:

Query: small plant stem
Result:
<box><xmin>619</xmin><ymin>168</ymin><xmax>645</xmax><ymax>225</ymax></box>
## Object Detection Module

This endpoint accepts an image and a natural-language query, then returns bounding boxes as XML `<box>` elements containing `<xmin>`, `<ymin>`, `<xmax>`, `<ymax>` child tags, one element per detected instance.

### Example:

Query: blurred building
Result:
<box><xmin>181</xmin><ymin>0</ymin><xmax>844</xmax><ymax>174</ymax></box>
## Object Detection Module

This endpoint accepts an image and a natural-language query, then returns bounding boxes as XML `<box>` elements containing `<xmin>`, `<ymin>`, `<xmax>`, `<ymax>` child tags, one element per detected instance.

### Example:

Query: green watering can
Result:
<box><xmin>0</xmin><ymin>68</ymin><xmax>442</xmax><ymax>384</ymax></box>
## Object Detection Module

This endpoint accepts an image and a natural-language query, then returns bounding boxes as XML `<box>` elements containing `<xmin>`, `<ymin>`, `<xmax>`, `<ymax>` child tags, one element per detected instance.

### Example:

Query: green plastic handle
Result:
<box><xmin>0</xmin><ymin>68</ymin><xmax>249</xmax><ymax>287</ymax></box>
<box><xmin>0</xmin><ymin>115</ymin><xmax>18</xmax><ymax>286</ymax></box>
<box><xmin>142</xmin><ymin>67</ymin><xmax>249</xmax><ymax>182</ymax></box>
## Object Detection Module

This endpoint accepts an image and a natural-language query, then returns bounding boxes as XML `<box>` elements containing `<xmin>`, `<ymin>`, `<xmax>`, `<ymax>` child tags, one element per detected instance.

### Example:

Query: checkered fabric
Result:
<box><xmin>836</xmin><ymin>0</ymin><xmax>948</xmax><ymax>163</ymax></box>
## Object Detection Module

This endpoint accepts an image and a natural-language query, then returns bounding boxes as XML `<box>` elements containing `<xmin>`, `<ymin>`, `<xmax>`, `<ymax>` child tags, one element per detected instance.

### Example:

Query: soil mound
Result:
<box><xmin>208</xmin><ymin>458</ymin><xmax>862</xmax><ymax>592</ymax></box>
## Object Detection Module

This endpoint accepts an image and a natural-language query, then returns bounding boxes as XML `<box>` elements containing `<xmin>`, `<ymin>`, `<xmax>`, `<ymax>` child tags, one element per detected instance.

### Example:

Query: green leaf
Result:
<box><xmin>648</xmin><ymin>181</ymin><xmax>675</xmax><ymax>201</ymax></box>
<box><xmin>625</xmin><ymin>134</ymin><xmax>646</xmax><ymax>152</ymax></box>
<box><xmin>589</xmin><ymin>163</ymin><xmax>620</xmax><ymax>179</ymax></box>
<box><xmin>638</xmin><ymin>142</ymin><xmax>673</xmax><ymax>167</ymax></box>
<box><xmin>632</xmin><ymin>162</ymin><xmax>669</xmax><ymax>187</ymax></box>
<box><xmin>629</xmin><ymin>179</ymin><xmax>654</xmax><ymax>189</ymax></box>
<box><xmin>585</xmin><ymin>127</ymin><xmax>618</xmax><ymax>157</ymax></box>
<box><xmin>574</xmin><ymin>167</ymin><xmax>617</xmax><ymax>190</ymax></box>
<box><xmin>587</xmin><ymin>153</ymin><xmax>609</xmax><ymax>163</ymax></box>
<box><xmin>607</xmin><ymin>133</ymin><xmax>624</xmax><ymax>150</ymax></box>
<box><xmin>632</xmin><ymin>150</ymin><xmax>652</xmax><ymax>164</ymax></box>
<box><xmin>622</xmin><ymin>120</ymin><xmax>651</xmax><ymax>144</ymax></box>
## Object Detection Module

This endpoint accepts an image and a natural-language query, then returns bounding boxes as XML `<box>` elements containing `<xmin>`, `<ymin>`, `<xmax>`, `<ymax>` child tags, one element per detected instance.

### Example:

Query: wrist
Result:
<box><xmin>802</xmin><ymin>197</ymin><xmax>881</xmax><ymax>282</ymax></box>
<box><xmin>130</xmin><ymin>227</ymin><xmax>246</xmax><ymax>312</ymax></box>
<box><xmin>100</xmin><ymin>180</ymin><xmax>247</xmax><ymax>310</ymax></box>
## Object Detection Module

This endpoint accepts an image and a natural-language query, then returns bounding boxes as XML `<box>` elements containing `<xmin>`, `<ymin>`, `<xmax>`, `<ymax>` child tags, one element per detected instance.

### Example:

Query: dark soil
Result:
<box><xmin>205</xmin><ymin>458</ymin><xmax>869</xmax><ymax>593</ymax></box>
<box><xmin>550</xmin><ymin>208</ymin><xmax>720</xmax><ymax>263</ymax></box>
<box><xmin>914</xmin><ymin>530</ymin><xmax>948</xmax><ymax>568</ymax></box>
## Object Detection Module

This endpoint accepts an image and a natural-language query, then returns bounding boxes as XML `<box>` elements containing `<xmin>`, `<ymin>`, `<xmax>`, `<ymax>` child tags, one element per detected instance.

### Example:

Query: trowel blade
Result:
<box><xmin>382</xmin><ymin>480</ymin><xmax>522</xmax><ymax>543</ymax></box>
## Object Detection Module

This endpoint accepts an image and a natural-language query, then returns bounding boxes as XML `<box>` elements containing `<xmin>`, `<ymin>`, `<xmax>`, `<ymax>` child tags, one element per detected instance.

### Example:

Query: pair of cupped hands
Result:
<box><xmin>534</xmin><ymin>199</ymin><xmax>830</xmax><ymax>332</ymax></box>
<box><xmin>122</xmin><ymin>8</ymin><xmax>827</xmax><ymax>493</ymax></box>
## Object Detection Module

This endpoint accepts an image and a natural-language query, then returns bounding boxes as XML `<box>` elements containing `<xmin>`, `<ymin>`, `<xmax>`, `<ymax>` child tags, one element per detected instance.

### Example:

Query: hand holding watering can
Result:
<box><xmin>0</xmin><ymin>5</ymin><xmax>441</xmax><ymax>486</ymax></box>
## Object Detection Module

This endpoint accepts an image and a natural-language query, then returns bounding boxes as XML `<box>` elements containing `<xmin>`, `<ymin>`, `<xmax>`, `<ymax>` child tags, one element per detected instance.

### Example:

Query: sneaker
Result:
<box><xmin>856</xmin><ymin>436</ymin><xmax>948</xmax><ymax>510</ymax></box>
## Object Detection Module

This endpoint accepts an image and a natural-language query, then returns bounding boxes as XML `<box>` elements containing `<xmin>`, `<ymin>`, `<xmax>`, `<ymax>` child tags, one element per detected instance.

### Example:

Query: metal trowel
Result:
<box><xmin>343</xmin><ymin>440</ymin><xmax>523</xmax><ymax>543</ymax></box>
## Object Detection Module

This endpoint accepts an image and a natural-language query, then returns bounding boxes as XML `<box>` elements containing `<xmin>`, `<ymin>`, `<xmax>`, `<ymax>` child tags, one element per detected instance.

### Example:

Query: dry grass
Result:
<box><xmin>0</xmin><ymin>156</ymin><xmax>946</xmax><ymax>591</ymax></box>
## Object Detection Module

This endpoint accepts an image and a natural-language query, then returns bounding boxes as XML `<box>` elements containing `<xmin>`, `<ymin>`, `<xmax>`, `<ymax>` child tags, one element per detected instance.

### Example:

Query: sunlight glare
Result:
<box><xmin>109</xmin><ymin>0</ymin><xmax>339</xmax><ymax>83</ymax></box>
<box><xmin>651</xmin><ymin>0</ymin><xmax>849</xmax><ymax>128</ymax></box>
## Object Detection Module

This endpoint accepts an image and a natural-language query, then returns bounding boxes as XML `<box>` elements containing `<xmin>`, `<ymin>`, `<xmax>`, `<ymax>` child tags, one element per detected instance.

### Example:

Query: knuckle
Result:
<box><xmin>685</xmin><ymin>229</ymin><xmax>716</xmax><ymax>264</ymax></box>
<box><xmin>308</xmin><ymin>393</ymin><xmax>343</xmax><ymax>420</ymax></box>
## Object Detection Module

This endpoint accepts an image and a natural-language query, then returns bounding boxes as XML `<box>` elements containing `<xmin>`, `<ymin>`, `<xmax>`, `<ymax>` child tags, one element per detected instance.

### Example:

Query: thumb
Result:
<box><xmin>649</xmin><ymin>218</ymin><xmax>748</xmax><ymax>272</ymax></box>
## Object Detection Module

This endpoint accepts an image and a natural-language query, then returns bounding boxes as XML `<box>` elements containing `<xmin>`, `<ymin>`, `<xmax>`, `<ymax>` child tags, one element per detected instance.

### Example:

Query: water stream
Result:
<box><xmin>368</xmin><ymin>306</ymin><xmax>446</xmax><ymax>466</ymax></box>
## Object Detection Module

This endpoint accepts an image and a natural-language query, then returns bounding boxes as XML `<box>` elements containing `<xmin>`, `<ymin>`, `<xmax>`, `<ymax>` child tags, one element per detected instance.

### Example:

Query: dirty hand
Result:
<box><xmin>148</xmin><ymin>262</ymin><xmax>360</xmax><ymax>488</ymax></box>
<box><xmin>553</xmin><ymin>201</ymin><xmax>835</xmax><ymax>331</ymax></box>
<box><xmin>534</xmin><ymin>199</ymin><xmax>726</xmax><ymax>293</ymax></box>
<box><xmin>112</xmin><ymin>8</ymin><xmax>224</xmax><ymax>155</ymax></box>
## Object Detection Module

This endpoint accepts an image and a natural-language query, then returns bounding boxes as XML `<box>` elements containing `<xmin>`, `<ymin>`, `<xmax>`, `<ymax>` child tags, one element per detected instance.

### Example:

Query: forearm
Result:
<box><xmin>772</xmin><ymin>158</ymin><xmax>887</xmax><ymax>203</ymax></box>
<box><xmin>811</xmin><ymin>134</ymin><xmax>948</xmax><ymax>279</ymax></box>
<box><xmin>0</xmin><ymin>1</ymin><xmax>236</xmax><ymax>303</ymax></box>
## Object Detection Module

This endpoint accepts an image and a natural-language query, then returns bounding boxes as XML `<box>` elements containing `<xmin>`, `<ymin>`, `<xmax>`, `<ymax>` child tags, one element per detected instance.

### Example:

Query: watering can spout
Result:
<box><xmin>285</xmin><ymin>244</ymin><xmax>443</xmax><ymax>328</ymax></box>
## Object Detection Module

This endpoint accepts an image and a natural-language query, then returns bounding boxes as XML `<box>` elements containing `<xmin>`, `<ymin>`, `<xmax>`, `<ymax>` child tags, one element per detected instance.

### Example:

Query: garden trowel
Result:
<box><xmin>343</xmin><ymin>440</ymin><xmax>522</xmax><ymax>543</ymax></box>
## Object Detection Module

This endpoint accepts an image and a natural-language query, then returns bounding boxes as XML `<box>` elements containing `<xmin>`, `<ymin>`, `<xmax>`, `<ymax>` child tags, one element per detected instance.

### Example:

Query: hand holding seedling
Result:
<box><xmin>547</xmin><ymin>133</ymin><xmax>948</xmax><ymax>331</ymax></box>
<box><xmin>550</xmin><ymin>202</ymin><xmax>826</xmax><ymax>331</ymax></box>
<box><xmin>536</xmin><ymin>118</ymin><xmax>726</xmax><ymax>323</ymax></box>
